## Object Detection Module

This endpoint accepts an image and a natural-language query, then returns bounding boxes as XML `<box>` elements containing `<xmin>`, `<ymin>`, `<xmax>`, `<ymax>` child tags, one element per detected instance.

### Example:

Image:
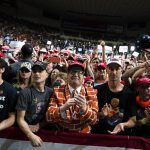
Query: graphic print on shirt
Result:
<box><xmin>0</xmin><ymin>90</ymin><xmax>5</xmax><ymax>109</ymax></box>
<box><xmin>32</xmin><ymin>98</ymin><xmax>47</xmax><ymax>120</ymax></box>
<box><xmin>104</xmin><ymin>98</ymin><xmax>124</xmax><ymax>126</ymax></box>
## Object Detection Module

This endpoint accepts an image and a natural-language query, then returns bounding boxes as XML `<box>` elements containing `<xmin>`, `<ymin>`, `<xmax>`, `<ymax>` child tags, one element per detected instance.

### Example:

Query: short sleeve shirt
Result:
<box><xmin>16</xmin><ymin>86</ymin><xmax>53</xmax><ymax>124</ymax></box>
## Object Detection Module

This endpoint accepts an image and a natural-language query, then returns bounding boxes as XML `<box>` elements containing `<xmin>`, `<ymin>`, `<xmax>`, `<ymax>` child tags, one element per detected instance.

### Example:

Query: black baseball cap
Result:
<box><xmin>32</xmin><ymin>61</ymin><xmax>47</xmax><ymax>71</ymax></box>
<box><xmin>21</xmin><ymin>44</ymin><xmax>33</xmax><ymax>55</ymax></box>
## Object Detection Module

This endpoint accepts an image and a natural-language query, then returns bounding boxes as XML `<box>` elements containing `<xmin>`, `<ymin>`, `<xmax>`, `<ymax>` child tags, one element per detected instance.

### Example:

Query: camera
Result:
<box><xmin>135</xmin><ymin>34</ymin><xmax>150</xmax><ymax>52</ymax></box>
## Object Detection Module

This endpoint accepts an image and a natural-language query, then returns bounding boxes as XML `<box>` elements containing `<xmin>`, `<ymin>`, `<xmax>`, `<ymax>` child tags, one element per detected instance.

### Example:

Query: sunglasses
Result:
<box><xmin>85</xmin><ymin>81</ymin><xmax>94</xmax><ymax>86</ymax></box>
<box><xmin>20</xmin><ymin>69</ymin><xmax>30</xmax><ymax>73</ymax></box>
<box><xmin>97</xmin><ymin>68</ymin><xmax>105</xmax><ymax>71</ymax></box>
<box><xmin>93</xmin><ymin>61</ymin><xmax>99</xmax><ymax>64</ymax></box>
<box><xmin>63</xmin><ymin>53</ymin><xmax>69</xmax><ymax>56</ymax></box>
<box><xmin>39</xmin><ymin>52</ymin><xmax>46</xmax><ymax>54</ymax></box>
<box><xmin>139</xmin><ymin>84</ymin><xmax>150</xmax><ymax>89</ymax></box>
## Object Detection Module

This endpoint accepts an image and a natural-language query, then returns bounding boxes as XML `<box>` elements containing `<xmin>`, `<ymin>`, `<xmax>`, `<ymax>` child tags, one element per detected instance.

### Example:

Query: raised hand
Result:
<box><xmin>60</xmin><ymin>98</ymin><xmax>76</xmax><ymax>112</ymax></box>
<box><xmin>74</xmin><ymin>95</ymin><xmax>87</xmax><ymax>112</ymax></box>
<box><xmin>145</xmin><ymin>107</ymin><xmax>150</xmax><ymax>121</ymax></box>
<box><xmin>101</xmin><ymin>103</ymin><xmax>111</xmax><ymax>117</ymax></box>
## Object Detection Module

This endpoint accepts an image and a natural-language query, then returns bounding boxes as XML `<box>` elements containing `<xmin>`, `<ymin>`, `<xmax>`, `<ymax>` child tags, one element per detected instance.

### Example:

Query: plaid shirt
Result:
<box><xmin>46</xmin><ymin>84</ymin><xmax>99</xmax><ymax>133</ymax></box>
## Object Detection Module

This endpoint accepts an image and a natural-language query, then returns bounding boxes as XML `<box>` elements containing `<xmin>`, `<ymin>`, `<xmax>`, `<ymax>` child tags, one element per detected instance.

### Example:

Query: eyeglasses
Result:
<box><xmin>69</xmin><ymin>70</ymin><xmax>84</xmax><ymax>75</ymax></box>
<box><xmin>49</xmin><ymin>51</ymin><xmax>53</xmax><ymax>54</ymax></box>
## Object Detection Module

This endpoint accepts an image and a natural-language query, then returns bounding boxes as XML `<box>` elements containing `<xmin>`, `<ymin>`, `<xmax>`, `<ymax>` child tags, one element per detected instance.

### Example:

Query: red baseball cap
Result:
<box><xmin>51</xmin><ymin>53</ymin><xmax>59</xmax><ymax>57</ymax></box>
<box><xmin>68</xmin><ymin>61</ymin><xmax>84</xmax><ymax>71</ymax></box>
<box><xmin>97</xmin><ymin>62</ymin><xmax>106</xmax><ymax>69</ymax></box>
<box><xmin>84</xmin><ymin>76</ymin><xmax>94</xmax><ymax>82</ymax></box>
<box><xmin>136</xmin><ymin>76</ymin><xmax>150</xmax><ymax>86</ymax></box>
<box><xmin>54</xmin><ymin>49</ymin><xmax>60</xmax><ymax>53</ymax></box>
<box><xmin>2</xmin><ymin>45</ymin><xmax>9</xmax><ymax>50</ymax></box>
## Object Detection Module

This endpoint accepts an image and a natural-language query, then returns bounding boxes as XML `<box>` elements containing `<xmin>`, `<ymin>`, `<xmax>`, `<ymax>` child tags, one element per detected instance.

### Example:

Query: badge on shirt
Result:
<box><xmin>0</xmin><ymin>90</ymin><xmax>3</xmax><ymax>95</ymax></box>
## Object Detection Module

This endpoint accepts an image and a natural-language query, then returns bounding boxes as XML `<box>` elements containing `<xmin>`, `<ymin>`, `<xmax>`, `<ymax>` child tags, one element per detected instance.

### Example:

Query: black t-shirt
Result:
<box><xmin>16</xmin><ymin>86</ymin><xmax>53</xmax><ymax>125</ymax></box>
<box><xmin>0</xmin><ymin>81</ymin><xmax>18</xmax><ymax>122</ymax></box>
<box><xmin>133</xmin><ymin>105</ymin><xmax>150</xmax><ymax>137</ymax></box>
<box><xmin>92</xmin><ymin>82</ymin><xmax>137</xmax><ymax>134</ymax></box>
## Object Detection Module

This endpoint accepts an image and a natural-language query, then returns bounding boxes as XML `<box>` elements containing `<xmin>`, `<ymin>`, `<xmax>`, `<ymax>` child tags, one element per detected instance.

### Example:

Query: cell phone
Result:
<box><xmin>49</xmin><ymin>56</ymin><xmax>61</xmax><ymax>63</ymax></box>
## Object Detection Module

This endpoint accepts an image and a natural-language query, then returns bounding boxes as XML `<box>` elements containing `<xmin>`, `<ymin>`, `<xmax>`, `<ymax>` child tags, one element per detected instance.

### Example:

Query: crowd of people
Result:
<box><xmin>0</xmin><ymin>16</ymin><xmax>150</xmax><ymax>147</ymax></box>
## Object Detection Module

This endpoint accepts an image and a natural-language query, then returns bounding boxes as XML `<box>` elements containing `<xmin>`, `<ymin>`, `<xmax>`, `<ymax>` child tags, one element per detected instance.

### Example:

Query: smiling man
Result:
<box><xmin>46</xmin><ymin>61</ymin><xmax>99</xmax><ymax>133</ymax></box>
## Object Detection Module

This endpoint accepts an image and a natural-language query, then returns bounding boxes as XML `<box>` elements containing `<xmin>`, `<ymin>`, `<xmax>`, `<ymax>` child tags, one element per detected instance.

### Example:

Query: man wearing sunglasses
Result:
<box><xmin>16</xmin><ymin>61</ymin><xmax>53</xmax><ymax>147</ymax></box>
<box><xmin>94</xmin><ymin>62</ymin><xmax>107</xmax><ymax>86</ymax></box>
<box><xmin>46</xmin><ymin>61</ymin><xmax>98</xmax><ymax>133</ymax></box>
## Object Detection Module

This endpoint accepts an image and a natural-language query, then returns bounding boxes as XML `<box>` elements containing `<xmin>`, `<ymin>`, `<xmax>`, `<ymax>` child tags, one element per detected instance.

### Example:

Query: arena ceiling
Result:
<box><xmin>21</xmin><ymin>0</ymin><xmax>150</xmax><ymax>24</ymax></box>
<box><xmin>1</xmin><ymin>0</ymin><xmax>150</xmax><ymax>40</ymax></box>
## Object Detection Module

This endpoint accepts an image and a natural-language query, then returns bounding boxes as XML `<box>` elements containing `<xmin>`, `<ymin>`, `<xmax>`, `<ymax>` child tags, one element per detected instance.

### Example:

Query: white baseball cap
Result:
<box><xmin>107</xmin><ymin>58</ymin><xmax>122</xmax><ymax>67</ymax></box>
<box><xmin>47</xmin><ymin>41</ymin><xmax>52</xmax><ymax>45</ymax></box>
<box><xmin>40</xmin><ymin>48</ymin><xmax>47</xmax><ymax>53</ymax></box>
<box><xmin>20</xmin><ymin>62</ymin><xmax>32</xmax><ymax>71</ymax></box>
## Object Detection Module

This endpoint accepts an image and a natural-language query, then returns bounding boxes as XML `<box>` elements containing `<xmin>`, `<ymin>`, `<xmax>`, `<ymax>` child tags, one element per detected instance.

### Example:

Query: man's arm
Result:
<box><xmin>122</xmin><ymin>66</ymin><xmax>141</xmax><ymax>78</ymax></box>
<box><xmin>0</xmin><ymin>112</ymin><xmax>15</xmax><ymax>131</ymax></box>
<box><xmin>17</xmin><ymin>110</ymin><xmax>43</xmax><ymax>147</ymax></box>
<box><xmin>132</xmin><ymin>68</ymin><xmax>146</xmax><ymax>80</ymax></box>
<box><xmin>122</xmin><ymin>62</ymin><xmax>146</xmax><ymax>79</ymax></box>
<box><xmin>101</xmin><ymin>41</ymin><xmax>106</xmax><ymax>63</ymax></box>
<box><xmin>145</xmin><ymin>107</ymin><xmax>150</xmax><ymax>122</ymax></box>
<box><xmin>108</xmin><ymin>116</ymin><xmax>136</xmax><ymax>135</ymax></box>
<box><xmin>83</xmin><ymin>54</ymin><xmax>94</xmax><ymax>79</ymax></box>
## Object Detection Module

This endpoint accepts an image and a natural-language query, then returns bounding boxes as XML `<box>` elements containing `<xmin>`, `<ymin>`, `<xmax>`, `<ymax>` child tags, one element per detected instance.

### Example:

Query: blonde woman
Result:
<box><xmin>13</xmin><ymin>62</ymin><xmax>32</xmax><ymax>93</ymax></box>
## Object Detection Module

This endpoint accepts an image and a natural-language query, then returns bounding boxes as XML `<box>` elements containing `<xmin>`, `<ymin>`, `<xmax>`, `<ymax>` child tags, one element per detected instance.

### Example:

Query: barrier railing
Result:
<box><xmin>0</xmin><ymin>127</ymin><xmax>150</xmax><ymax>150</ymax></box>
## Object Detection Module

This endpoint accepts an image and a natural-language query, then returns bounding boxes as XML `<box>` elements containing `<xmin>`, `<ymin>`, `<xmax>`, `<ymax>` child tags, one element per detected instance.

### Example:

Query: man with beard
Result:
<box><xmin>46</xmin><ymin>61</ymin><xmax>99</xmax><ymax>133</ymax></box>
<box><xmin>92</xmin><ymin>58</ymin><xmax>137</xmax><ymax>135</ymax></box>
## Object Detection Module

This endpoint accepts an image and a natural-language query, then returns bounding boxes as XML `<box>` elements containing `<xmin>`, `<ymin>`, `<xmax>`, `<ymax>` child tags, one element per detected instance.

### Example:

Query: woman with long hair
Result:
<box><xmin>13</xmin><ymin>62</ymin><xmax>32</xmax><ymax>93</ymax></box>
